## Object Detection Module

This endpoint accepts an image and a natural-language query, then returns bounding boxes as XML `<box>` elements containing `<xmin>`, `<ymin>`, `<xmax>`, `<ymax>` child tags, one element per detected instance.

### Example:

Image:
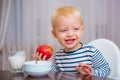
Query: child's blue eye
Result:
<box><xmin>74</xmin><ymin>28</ymin><xmax>79</xmax><ymax>30</ymax></box>
<box><xmin>60</xmin><ymin>30</ymin><xmax>67</xmax><ymax>32</ymax></box>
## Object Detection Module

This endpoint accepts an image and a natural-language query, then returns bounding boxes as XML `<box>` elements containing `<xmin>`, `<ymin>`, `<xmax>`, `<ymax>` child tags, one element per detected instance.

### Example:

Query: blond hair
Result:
<box><xmin>51</xmin><ymin>6</ymin><xmax>84</xmax><ymax>28</ymax></box>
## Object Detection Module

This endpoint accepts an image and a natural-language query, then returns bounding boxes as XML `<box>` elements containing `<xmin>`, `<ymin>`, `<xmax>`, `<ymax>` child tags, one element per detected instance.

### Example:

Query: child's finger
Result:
<box><xmin>32</xmin><ymin>53</ymin><xmax>35</xmax><ymax>59</ymax></box>
<box><xmin>82</xmin><ymin>65</ymin><xmax>92</xmax><ymax>73</ymax></box>
<box><xmin>43</xmin><ymin>55</ymin><xmax>47</xmax><ymax>60</ymax></box>
<box><xmin>79</xmin><ymin>62</ymin><xmax>87</xmax><ymax>67</ymax></box>
<box><xmin>83</xmin><ymin>68</ymin><xmax>92</xmax><ymax>76</ymax></box>
<box><xmin>76</xmin><ymin>66</ymin><xmax>88</xmax><ymax>76</ymax></box>
<box><xmin>79</xmin><ymin>62</ymin><xmax>92</xmax><ymax>72</ymax></box>
<box><xmin>76</xmin><ymin>63</ymin><xmax>92</xmax><ymax>76</ymax></box>
<box><xmin>38</xmin><ymin>53</ymin><xmax>42</xmax><ymax>60</ymax></box>
<box><xmin>36</xmin><ymin>52</ymin><xmax>39</xmax><ymax>56</ymax></box>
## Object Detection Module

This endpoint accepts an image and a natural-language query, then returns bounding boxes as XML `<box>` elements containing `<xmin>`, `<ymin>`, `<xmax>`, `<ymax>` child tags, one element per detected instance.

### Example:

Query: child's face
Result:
<box><xmin>52</xmin><ymin>15</ymin><xmax>84</xmax><ymax>51</ymax></box>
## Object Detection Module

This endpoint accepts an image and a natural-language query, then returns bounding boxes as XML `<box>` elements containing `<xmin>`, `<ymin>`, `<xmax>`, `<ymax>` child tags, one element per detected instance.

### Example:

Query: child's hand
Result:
<box><xmin>32</xmin><ymin>52</ymin><xmax>47</xmax><ymax>60</ymax></box>
<box><xmin>76</xmin><ymin>63</ymin><xmax>92</xmax><ymax>77</ymax></box>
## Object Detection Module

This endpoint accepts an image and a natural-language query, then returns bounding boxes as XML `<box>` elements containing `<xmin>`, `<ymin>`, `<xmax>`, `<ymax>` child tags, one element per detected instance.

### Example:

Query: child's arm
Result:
<box><xmin>84</xmin><ymin>44</ymin><xmax>111</xmax><ymax>77</ymax></box>
<box><xmin>76</xmin><ymin>48</ymin><xmax>111</xmax><ymax>77</ymax></box>
<box><xmin>92</xmin><ymin>49</ymin><xmax>111</xmax><ymax>77</ymax></box>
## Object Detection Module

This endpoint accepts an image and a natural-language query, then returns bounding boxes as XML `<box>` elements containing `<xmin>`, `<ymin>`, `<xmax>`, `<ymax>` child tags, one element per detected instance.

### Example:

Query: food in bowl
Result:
<box><xmin>24</xmin><ymin>61</ymin><xmax>52</xmax><ymax>77</ymax></box>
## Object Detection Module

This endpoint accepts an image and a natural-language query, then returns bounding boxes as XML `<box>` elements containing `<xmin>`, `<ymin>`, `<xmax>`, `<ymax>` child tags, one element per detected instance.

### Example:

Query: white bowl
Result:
<box><xmin>24</xmin><ymin>61</ymin><xmax>52</xmax><ymax>77</ymax></box>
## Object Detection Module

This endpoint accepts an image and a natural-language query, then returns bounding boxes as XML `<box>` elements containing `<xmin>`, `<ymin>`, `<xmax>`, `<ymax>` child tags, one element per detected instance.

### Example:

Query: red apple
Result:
<box><xmin>36</xmin><ymin>45</ymin><xmax>53</xmax><ymax>60</ymax></box>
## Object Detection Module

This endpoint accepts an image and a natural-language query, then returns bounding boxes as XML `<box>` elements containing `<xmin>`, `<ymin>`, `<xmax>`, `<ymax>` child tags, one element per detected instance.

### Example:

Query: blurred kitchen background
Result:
<box><xmin>0</xmin><ymin>0</ymin><xmax>120</xmax><ymax>71</ymax></box>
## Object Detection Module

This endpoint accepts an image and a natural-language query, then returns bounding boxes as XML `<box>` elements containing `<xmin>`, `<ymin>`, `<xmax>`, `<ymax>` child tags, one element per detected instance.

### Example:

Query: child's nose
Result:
<box><xmin>67</xmin><ymin>30</ymin><xmax>74</xmax><ymax>37</ymax></box>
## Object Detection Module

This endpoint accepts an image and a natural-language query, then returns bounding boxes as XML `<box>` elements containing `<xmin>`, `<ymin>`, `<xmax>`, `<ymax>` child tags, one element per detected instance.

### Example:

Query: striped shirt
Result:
<box><xmin>51</xmin><ymin>43</ymin><xmax>111</xmax><ymax>77</ymax></box>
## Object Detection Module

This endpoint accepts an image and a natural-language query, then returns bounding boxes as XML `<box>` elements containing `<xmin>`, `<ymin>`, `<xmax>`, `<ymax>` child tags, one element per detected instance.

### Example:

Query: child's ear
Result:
<box><xmin>52</xmin><ymin>30</ymin><xmax>57</xmax><ymax>38</ymax></box>
<box><xmin>81</xmin><ymin>26</ymin><xmax>84</xmax><ymax>35</ymax></box>
<box><xmin>81</xmin><ymin>26</ymin><xmax>84</xmax><ymax>32</ymax></box>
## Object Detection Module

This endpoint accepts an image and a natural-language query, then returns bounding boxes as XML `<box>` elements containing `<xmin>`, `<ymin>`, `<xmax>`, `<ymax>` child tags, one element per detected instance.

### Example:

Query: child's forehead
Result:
<box><xmin>55</xmin><ymin>15</ymin><xmax>82</xmax><ymax>24</ymax></box>
<box><xmin>53</xmin><ymin>15</ymin><xmax>83</xmax><ymax>29</ymax></box>
<box><xmin>57</xmin><ymin>25</ymin><xmax>81</xmax><ymax>29</ymax></box>
<box><xmin>54</xmin><ymin>21</ymin><xmax>81</xmax><ymax>29</ymax></box>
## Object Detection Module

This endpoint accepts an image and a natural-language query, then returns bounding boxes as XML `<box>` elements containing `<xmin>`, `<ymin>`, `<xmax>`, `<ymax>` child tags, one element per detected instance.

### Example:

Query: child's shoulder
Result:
<box><xmin>82</xmin><ymin>42</ymin><xmax>97</xmax><ymax>52</ymax></box>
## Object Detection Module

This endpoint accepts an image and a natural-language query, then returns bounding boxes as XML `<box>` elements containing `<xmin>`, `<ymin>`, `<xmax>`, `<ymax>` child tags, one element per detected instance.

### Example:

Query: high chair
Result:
<box><xmin>89</xmin><ymin>39</ymin><xmax>120</xmax><ymax>79</ymax></box>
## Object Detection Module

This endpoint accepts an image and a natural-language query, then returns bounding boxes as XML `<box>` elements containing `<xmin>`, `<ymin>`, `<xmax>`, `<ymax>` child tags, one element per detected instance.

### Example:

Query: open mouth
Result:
<box><xmin>65</xmin><ymin>39</ymin><xmax>75</xmax><ymax>44</ymax></box>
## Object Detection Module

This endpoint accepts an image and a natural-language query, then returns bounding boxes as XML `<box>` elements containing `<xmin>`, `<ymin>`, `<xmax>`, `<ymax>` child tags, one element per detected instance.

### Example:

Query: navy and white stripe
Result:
<box><xmin>51</xmin><ymin>43</ymin><xmax>111</xmax><ymax>77</ymax></box>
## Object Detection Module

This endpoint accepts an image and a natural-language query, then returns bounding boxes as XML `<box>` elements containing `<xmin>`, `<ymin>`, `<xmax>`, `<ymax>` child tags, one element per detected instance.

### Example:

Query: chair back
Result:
<box><xmin>90</xmin><ymin>39</ymin><xmax>120</xmax><ymax>79</ymax></box>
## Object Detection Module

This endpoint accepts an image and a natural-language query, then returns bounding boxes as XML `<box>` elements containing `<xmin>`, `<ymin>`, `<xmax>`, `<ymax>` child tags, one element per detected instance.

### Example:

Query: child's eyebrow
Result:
<box><xmin>73</xmin><ymin>25</ymin><xmax>81</xmax><ymax>27</ymax></box>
